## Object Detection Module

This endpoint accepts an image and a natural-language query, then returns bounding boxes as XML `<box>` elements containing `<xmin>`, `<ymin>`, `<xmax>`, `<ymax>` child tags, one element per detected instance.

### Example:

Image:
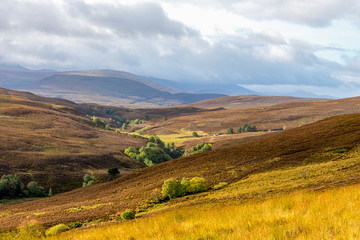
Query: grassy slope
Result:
<box><xmin>186</xmin><ymin>95</ymin><xmax>327</xmax><ymax>109</ymax></box>
<box><xmin>80</xmin><ymin>96</ymin><xmax>360</xmax><ymax>150</ymax></box>
<box><xmin>0</xmin><ymin>89</ymin><xmax>147</xmax><ymax>193</ymax></box>
<box><xmin>143</xmin><ymin>96</ymin><xmax>360</xmax><ymax>148</ymax></box>
<box><xmin>42</xmin><ymin>184</ymin><xmax>360</xmax><ymax>240</ymax></box>
<box><xmin>1</xmin><ymin>113</ymin><xmax>360</xmax><ymax>231</ymax></box>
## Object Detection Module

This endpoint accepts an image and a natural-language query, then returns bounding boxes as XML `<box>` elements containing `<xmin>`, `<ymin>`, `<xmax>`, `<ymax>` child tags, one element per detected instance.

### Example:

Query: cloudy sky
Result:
<box><xmin>1</xmin><ymin>0</ymin><xmax>360</xmax><ymax>97</ymax></box>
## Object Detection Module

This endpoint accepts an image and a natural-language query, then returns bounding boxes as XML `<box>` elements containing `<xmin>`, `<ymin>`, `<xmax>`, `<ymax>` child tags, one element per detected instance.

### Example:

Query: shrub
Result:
<box><xmin>226</xmin><ymin>128</ymin><xmax>234</xmax><ymax>134</ymax></box>
<box><xmin>68</xmin><ymin>222</ymin><xmax>82</xmax><ymax>229</ymax></box>
<box><xmin>161</xmin><ymin>178</ymin><xmax>185</xmax><ymax>199</ymax></box>
<box><xmin>186</xmin><ymin>177</ymin><xmax>208</xmax><ymax>194</ymax></box>
<box><xmin>83</xmin><ymin>174</ymin><xmax>96</xmax><ymax>187</ymax></box>
<box><xmin>184</xmin><ymin>143</ymin><xmax>212</xmax><ymax>156</ymax></box>
<box><xmin>92</xmin><ymin>116</ymin><xmax>106</xmax><ymax>128</ymax></box>
<box><xmin>108</xmin><ymin>167</ymin><xmax>120</xmax><ymax>179</ymax></box>
<box><xmin>121</xmin><ymin>210</ymin><xmax>135</xmax><ymax>220</ymax></box>
<box><xmin>192</xmin><ymin>131</ymin><xmax>199</xmax><ymax>137</ymax></box>
<box><xmin>27</xmin><ymin>181</ymin><xmax>45</xmax><ymax>197</ymax></box>
<box><xmin>213</xmin><ymin>182</ymin><xmax>229</xmax><ymax>190</ymax></box>
<box><xmin>48</xmin><ymin>188</ymin><xmax>53</xmax><ymax>197</ymax></box>
<box><xmin>161</xmin><ymin>177</ymin><xmax>208</xmax><ymax>200</ymax></box>
<box><xmin>17</xmin><ymin>220</ymin><xmax>45</xmax><ymax>238</ymax></box>
<box><xmin>238</xmin><ymin>124</ymin><xmax>257</xmax><ymax>133</ymax></box>
<box><xmin>45</xmin><ymin>224</ymin><xmax>70</xmax><ymax>236</ymax></box>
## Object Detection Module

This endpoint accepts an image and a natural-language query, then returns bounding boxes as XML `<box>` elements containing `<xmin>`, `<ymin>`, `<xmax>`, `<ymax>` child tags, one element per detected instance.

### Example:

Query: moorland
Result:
<box><xmin>1</xmin><ymin>83</ymin><xmax>360</xmax><ymax>239</ymax></box>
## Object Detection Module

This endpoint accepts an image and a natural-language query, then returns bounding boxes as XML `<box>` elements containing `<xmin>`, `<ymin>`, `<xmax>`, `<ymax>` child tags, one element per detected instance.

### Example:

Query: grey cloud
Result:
<box><xmin>0</xmin><ymin>0</ymin><xmax>197</xmax><ymax>38</ymax></box>
<box><xmin>70</xmin><ymin>1</ymin><xmax>198</xmax><ymax>38</ymax></box>
<box><xmin>0</xmin><ymin>0</ymin><xmax>354</xmax><ymax>93</ymax></box>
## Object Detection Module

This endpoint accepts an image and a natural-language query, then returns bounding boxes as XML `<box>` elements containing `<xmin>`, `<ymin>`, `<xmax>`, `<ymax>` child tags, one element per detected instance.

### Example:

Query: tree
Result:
<box><xmin>48</xmin><ymin>188</ymin><xmax>53</xmax><ymax>197</ymax></box>
<box><xmin>92</xmin><ymin>116</ymin><xmax>106</xmax><ymax>128</ymax></box>
<box><xmin>83</xmin><ymin>174</ymin><xmax>96</xmax><ymax>187</ymax></box>
<box><xmin>186</xmin><ymin>177</ymin><xmax>208</xmax><ymax>193</ymax></box>
<box><xmin>108</xmin><ymin>167</ymin><xmax>120</xmax><ymax>180</ymax></box>
<box><xmin>226</xmin><ymin>128</ymin><xmax>234</xmax><ymax>134</ymax></box>
<box><xmin>161</xmin><ymin>178</ymin><xmax>184</xmax><ymax>199</ymax></box>
<box><xmin>163</xmin><ymin>115</ymin><xmax>168</xmax><ymax>121</ymax></box>
<box><xmin>192</xmin><ymin>132</ymin><xmax>199</xmax><ymax>137</ymax></box>
<box><xmin>0</xmin><ymin>174</ymin><xmax>24</xmax><ymax>198</ymax></box>
<box><xmin>27</xmin><ymin>181</ymin><xmax>45</xmax><ymax>197</ymax></box>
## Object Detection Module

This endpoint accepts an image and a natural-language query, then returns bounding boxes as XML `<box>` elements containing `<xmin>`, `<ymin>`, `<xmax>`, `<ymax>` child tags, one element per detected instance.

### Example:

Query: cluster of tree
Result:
<box><xmin>238</xmin><ymin>124</ymin><xmax>257</xmax><ymax>133</ymax></box>
<box><xmin>124</xmin><ymin>135</ymin><xmax>184</xmax><ymax>167</ymax></box>
<box><xmin>225</xmin><ymin>124</ymin><xmax>257</xmax><ymax>134</ymax></box>
<box><xmin>161</xmin><ymin>177</ymin><xmax>208</xmax><ymax>200</ymax></box>
<box><xmin>0</xmin><ymin>174</ymin><xmax>47</xmax><ymax>199</ymax></box>
<box><xmin>91</xmin><ymin>116</ymin><xmax>107</xmax><ymax>128</ymax></box>
<box><xmin>183</xmin><ymin>142</ymin><xmax>212</xmax><ymax>157</ymax></box>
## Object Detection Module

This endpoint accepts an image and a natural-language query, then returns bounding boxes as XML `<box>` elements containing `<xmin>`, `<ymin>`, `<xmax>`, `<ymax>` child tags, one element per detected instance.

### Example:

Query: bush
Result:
<box><xmin>121</xmin><ymin>210</ymin><xmax>135</xmax><ymax>220</ymax></box>
<box><xmin>27</xmin><ymin>181</ymin><xmax>45</xmax><ymax>197</ymax></box>
<box><xmin>192</xmin><ymin>131</ymin><xmax>199</xmax><ymax>137</ymax></box>
<box><xmin>45</xmin><ymin>224</ymin><xmax>70</xmax><ymax>236</ymax></box>
<box><xmin>238</xmin><ymin>124</ymin><xmax>257</xmax><ymax>133</ymax></box>
<box><xmin>108</xmin><ymin>167</ymin><xmax>120</xmax><ymax>179</ymax></box>
<box><xmin>161</xmin><ymin>178</ymin><xmax>185</xmax><ymax>199</ymax></box>
<box><xmin>83</xmin><ymin>174</ymin><xmax>96</xmax><ymax>187</ymax></box>
<box><xmin>186</xmin><ymin>177</ymin><xmax>208</xmax><ymax>194</ymax></box>
<box><xmin>161</xmin><ymin>177</ymin><xmax>208</xmax><ymax>200</ymax></box>
<box><xmin>184</xmin><ymin>143</ymin><xmax>212</xmax><ymax>156</ymax></box>
<box><xmin>68</xmin><ymin>222</ymin><xmax>82</xmax><ymax>229</ymax></box>
<box><xmin>92</xmin><ymin>116</ymin><xmax>106</xmax><ymax>128</ymax></box>
<box><xmin>226</xmin><ymin>128</ymin><xmax>234</xmax><ymax>134</ymax></box>
<box><xmin>48</xmin><ymin>188</ymin><xmax>53</xmax><ymax>197</ymax></box>
<box><xmin>213</xmin><ymin>182</ymin><xmax>229</xmax><ymax>190</ymax></box>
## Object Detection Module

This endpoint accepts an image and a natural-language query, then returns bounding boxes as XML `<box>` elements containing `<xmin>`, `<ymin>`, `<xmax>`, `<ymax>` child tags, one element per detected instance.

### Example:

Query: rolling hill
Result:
<box><xmin>185</xmin><ymin>95</ymin><xmax>328</xmax><ymax>109</ymax></box>
<box><xmin>0</xmin><ymin>88</ymin><xmax>147</xmax><ymax>194</ymax></box>
<box><xmin>24</xmin><ymin>71</ymin><xmax>226</xmax><ymax>108</ymax></box>
<box><xmin>1</xmin><ymin>112</ymin><xmax>360</xmax><ymax>231</ymax></box>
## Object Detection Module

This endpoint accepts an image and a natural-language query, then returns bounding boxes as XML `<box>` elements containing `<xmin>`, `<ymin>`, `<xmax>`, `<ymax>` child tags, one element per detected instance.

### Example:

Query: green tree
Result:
<box><xmin>83</xmin><ymin>174</ymin><xmax>96</xmax><ymax>187</ymax></box>
<box><xmin>161</xmin><ymin>178</ymin><xmax>184</xmax><ymax>199</ymax></box>
<box><xmin>48</xmin><ymin>188</ymin><xmax>53</xmax><ymax>197</ymax></box>
<box><xmin>27</xmin><ymin>181</ymin><xmax>45</xmax><ymax>197</ymax></box>
<box><xmin>108</xmin><ymin>167</ymin><xmax>120</xmax><ymax>180</ymax></box>
<box><xmin>0</xmin><ymin>174</ymin><xmax>24</xmax><ymax>198</ymax></box>
<box><xmin>226</xmin><ymin>128</ymin><xmax>234</xmax><ymax>134</ymax></box>
<box><xmin>192</xmin><ymin>131</ymin><xmax>199</xmax><ymax>137</ymax></box>
<box><xmin>186</xmin><ymin>177</ymin><xmax>208</xmax><ymax>194</ymax></box>
<box><xmin>163</xmin><ymin>115</ymin><xmax>168</xmax><ymax>121</ymax></box>
<box><xmin>92</xmin><ymin>116</ymin><xmax>106</xmax><ymax>128</ymax></box>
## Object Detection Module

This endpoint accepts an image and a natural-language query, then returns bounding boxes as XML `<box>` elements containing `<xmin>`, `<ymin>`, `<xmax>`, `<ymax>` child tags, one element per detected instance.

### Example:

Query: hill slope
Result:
<box><xmin>0</xmin><ymin>88</ymin><xmax>147</xmax><ymax>193</ymax></box>
<box><xmin>186</xmin><ymin>95</ymin><xmax>327</xmax><ymax>109</ymax></box>
<box><xmin>1</xmin><ymin>113</ymin><xmax>360</xmax><ymax>230</ymax></box>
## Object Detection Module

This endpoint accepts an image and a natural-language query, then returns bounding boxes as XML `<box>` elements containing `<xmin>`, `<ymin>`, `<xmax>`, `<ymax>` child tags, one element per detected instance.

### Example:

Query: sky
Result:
<box><xmin>1</xmin><ymin>0</ymin><xmax>360</xmax><ymax>98</ymax></box>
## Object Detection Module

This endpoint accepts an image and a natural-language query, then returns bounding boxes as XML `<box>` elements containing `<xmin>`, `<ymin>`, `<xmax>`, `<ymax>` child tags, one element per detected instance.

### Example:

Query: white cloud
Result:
<box><xmin>0</xmin><ymin>0</ymin><xmax>360</xmax><ymax>98</ymax></box>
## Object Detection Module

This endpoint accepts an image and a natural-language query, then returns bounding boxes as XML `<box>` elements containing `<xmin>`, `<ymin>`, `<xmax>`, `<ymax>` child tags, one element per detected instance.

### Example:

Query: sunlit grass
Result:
<box><xmin>28</xmin><ymin>184</ymin><xmax>360</xmax><ymax>240</ymax></box>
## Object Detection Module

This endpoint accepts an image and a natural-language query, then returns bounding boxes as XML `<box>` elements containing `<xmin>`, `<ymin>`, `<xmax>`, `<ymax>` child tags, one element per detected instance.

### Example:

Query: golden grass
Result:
<box><xmin>5</xmin><ymin>183</ymin><xmax>357</xmax><ymax>240</ymax></box>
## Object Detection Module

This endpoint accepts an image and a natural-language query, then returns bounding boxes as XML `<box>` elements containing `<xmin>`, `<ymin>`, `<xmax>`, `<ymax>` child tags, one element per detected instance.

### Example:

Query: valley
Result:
<box><xmin>1</xmin><ymin>86</ymin><xmax>360</xmax><ymax>239</ymax></box>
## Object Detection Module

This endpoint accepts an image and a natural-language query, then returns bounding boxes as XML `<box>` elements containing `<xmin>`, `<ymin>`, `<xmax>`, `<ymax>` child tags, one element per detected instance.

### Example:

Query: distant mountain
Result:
<box><xmin>143</xmin><ymin>76</ymin><xmax>256</xmax><ymax>95</ymax></box>
<box><xmin>25</xmin><ymin>71</ymin><xmax>225</xmax><ymax>107</ymax></box>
